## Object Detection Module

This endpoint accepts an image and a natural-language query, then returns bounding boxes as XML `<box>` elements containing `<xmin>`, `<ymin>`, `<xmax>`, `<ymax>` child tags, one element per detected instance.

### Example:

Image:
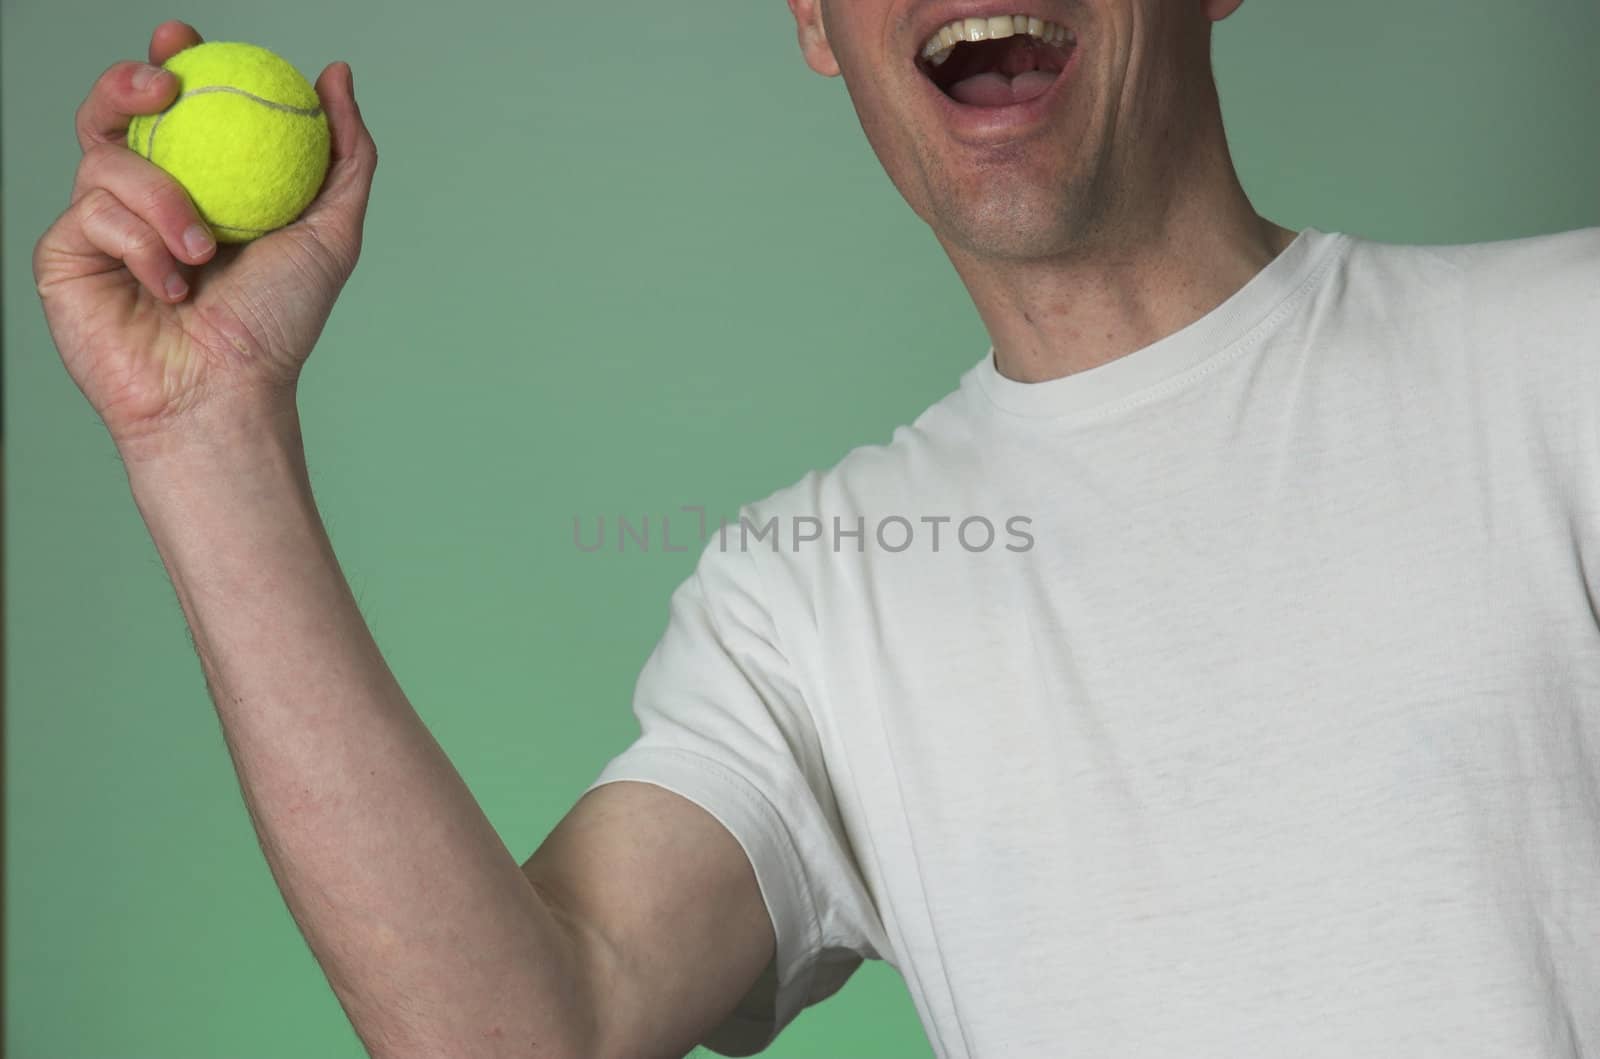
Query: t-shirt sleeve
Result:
<box><xmin>582</xmin><ymin>536</ymin><xmax>886</xmax><ymax>1056</ymax></box>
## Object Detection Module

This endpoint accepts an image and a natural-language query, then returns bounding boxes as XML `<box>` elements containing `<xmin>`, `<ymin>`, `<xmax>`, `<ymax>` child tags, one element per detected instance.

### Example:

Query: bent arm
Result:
<box><xmin>123</xmin><ymin>396</ymin><xmax>596</xmax><ymax>1057</ymax></box>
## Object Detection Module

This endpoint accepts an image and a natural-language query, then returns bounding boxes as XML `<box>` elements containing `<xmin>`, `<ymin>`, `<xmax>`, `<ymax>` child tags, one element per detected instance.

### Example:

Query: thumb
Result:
<box><xmin>297</xmin><ymin>61</ymin><xmax>378</xmax><ymax>278</ymax></box>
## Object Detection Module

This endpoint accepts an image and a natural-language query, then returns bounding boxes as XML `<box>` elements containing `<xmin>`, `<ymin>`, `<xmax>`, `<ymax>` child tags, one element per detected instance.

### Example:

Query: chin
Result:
<box><xmin>930</xmin><ymin>181</ymin><xmax>1092</xmax><ymax>262</ymax></box>
<box><xmin>938</xmin><ymin>217</ymin><xmax>1078</xmax><ymax>264</ymax></box>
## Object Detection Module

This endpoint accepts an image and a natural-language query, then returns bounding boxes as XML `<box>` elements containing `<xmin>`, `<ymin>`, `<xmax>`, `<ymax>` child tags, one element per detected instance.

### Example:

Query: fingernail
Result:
<box><xmin>164</xmin><ymin>272</ymin><xmax>188</xmax><ymax>301</ymax></box>
<box><xmin>183</xmin><ymin>223</ymin><xmax>214</xmax><ymax>259</ymax></box>
<box><xmin>131</xmin><ymin>64</ymin><xmax>164</xmax><ymax>91</ymax></box>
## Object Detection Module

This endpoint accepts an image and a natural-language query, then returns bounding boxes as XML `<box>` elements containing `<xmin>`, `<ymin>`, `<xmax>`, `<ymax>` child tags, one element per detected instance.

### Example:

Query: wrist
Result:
<box><xmin>119</xmin><ymin>388</ymin><xmax>333</xmax><ymax>608</ymax></box>
<box><xmin>117</xmin><ymin>387</ymin><xmax>305</xmax><ymax>478</ymax></box>
<box><xmin>119</xmin><ymin>389</ymin><xmax>318</xmax><ymax>535</ymax></box>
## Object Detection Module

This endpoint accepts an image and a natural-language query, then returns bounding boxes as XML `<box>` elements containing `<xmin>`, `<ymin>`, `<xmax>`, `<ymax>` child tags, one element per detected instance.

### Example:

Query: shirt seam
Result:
<box><xmin>611</xmin><ymin>743</ymin><xmax>826</xmax><ymax>1005</ymax></box>
<box><xmin>740</xmin><ymin>519</ymin><xmax>957</xmax><ymax>1057</ymax></box>
<box><xmin>975</xmin><ymin>232</ymin><xmax>1350</xmax><ymax>427</ymax></box>
<box><xmin>689</xmin><ymin>559</ymin><xmax>829</xmax><ymax>989</ymax></box>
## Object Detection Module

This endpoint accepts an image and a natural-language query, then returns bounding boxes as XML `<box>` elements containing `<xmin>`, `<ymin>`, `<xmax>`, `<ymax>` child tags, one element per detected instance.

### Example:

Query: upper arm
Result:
<box><xmin>521</xmin><ymin>778</ymin><xmax>776</xmax><ymax>1059</ymax></box>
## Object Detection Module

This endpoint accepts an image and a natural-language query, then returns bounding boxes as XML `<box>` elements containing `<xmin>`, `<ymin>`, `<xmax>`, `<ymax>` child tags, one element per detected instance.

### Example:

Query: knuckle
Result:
<box><xmin>131</xmin><ymin>180</ymin><xmax>169</xmax><ymax>218</ymax></box>
<box><xmin>142</xmin><ymin>179</ymin><xmax>191</xmax><ymax>221</ymax></box>
<box><xmin>33</xmin><ymin>211</ymin><xmax>74</xmax><ymax>295</ymax></box>
<box><xmin>72</xmin><ymin>98</ymin><xmax>94</xmax><ymax>138</ymax></box>
<box><xmin>123</xmin><ymin>225</ymin><xmax>163</xmax><ymax>256</ymax></box>
<box><xmin>75</xmin><ymin>186</ymin><xmax>118</xmax><ymax>224</ymax></box>
<box><xmin>79</xmin><ymin>141</ymin><xmax>121</xmax><ymax>178</ymax></box>
<box><xmin>32</xmin><ymin>227</ymin><xmax>53</xmax><ymax>285</ymax></box>
<box><xmin>75</xmin><ymin>64</ymin><xmax>131</xmax><ymax>136</ymax></box>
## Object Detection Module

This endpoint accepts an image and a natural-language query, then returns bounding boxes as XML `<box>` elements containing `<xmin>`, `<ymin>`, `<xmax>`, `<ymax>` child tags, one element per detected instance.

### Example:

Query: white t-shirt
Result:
<box><xmin>584</xmin><ymin>226</ymin><xmax>1600</xmax><ymax>1058</ymax></box>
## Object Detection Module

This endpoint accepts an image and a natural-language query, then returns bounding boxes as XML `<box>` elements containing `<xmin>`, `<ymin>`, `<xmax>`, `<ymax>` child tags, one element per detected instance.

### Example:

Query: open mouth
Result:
<box><xmin>915</xmin><ymin>16</ymin><xmax>1076</xmax><ymax>108</ymax></box>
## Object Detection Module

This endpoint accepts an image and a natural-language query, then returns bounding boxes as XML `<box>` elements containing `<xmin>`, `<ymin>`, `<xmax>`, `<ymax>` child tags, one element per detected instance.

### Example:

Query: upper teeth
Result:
<box><xmin>919</xmin><ymin>15</ymin><xmax>1075</xmax><ymax>67</ymax></box>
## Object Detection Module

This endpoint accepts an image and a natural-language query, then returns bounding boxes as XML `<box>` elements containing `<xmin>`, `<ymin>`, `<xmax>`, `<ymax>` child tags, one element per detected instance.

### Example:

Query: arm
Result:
<box><xmin>125</xmin><ymin>396</ymin><xmax>589</xmax><ymax>1055</ymax></box>
<box><xmin>39</xmin><ymin>24</ymin><xmax>773</xmax><ymax>1054</ymax></box>
<box><xmin>126</xmin><ymin>396</ymin><xmax>775</xmax><ymax>1058</ymax></box>
<box><xmin>524</xmin><ymin>780</ymin><xmax>779</xmax><ymax>1059</ymax></box>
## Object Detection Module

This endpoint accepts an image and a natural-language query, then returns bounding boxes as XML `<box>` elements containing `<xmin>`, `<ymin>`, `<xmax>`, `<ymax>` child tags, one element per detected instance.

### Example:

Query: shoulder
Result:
<box><xmin>1424</xmin><ymin>225</ymin><xmax>1600</xmax><ymax>285</ymax></box>
<box><xmin>740</xmin><ymin>367</ymin><xmax>986</xmax><ymax>533</ymax></box>
<box><xmin>1350</xmin><ymin>226</ymin><xmax>1599</xmax><ymax>323</ymax></box>
<box><xmin>1325</xmin><ymin>228</ymin><xmax>1600</xmax><ymax>388</ymax></box>
<box><xmin>1450</xmin><ymin>227</ymin><xmax>1599</xmax><ymax>357</ymax></box>
<box><xmin>691</xmin><ymin>361</ymin><xmax>987</xmax><ymax>620</ymax></box>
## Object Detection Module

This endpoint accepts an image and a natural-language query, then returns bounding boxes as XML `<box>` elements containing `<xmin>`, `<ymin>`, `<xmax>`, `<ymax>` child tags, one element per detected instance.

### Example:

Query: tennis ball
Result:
<box><xmin>127</xmin><ymin>41</ymin><xmax>330</xmax><ymax>244</ymax></box>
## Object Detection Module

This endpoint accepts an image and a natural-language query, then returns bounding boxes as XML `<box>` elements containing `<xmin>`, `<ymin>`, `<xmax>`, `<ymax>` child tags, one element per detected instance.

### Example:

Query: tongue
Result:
<box><xmin>948</xmin><ymin>69</ymin><xmax>1057</xmax><ymax>107</ymax></box>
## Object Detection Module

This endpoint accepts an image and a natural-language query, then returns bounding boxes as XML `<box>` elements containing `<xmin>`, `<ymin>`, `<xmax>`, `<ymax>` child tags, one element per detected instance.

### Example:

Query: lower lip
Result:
<box><xmin>917</xmin><ymin>45</ymin><xmax>1079</xmax><ymax>145</ymax></box>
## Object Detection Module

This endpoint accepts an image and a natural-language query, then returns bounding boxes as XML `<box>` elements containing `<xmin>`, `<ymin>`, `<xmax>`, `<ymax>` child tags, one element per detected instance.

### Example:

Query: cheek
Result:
<box><xmin>833</xmin><ymin>77</ymin><xmax>932</xmax><ymax>204</ymax></box>
<box><xmin>834</xmin><ymin>54</ymin><xmax>908</xmax><ymax>145</ymax></box>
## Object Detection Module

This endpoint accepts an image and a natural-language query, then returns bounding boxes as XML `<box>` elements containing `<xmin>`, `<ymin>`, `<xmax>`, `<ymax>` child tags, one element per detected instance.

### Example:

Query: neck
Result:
<box><xmin>940</xmin><ymin>125</ymin><xmax>1297</xmax><ymax>385</ymax></box>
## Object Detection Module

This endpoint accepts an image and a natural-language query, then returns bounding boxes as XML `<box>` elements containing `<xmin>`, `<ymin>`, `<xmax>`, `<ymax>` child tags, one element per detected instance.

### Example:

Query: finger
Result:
<box><xmin>297</xmin><ymin>62</ymin><xmax>378</xmax><ymax>275</ymax></box>
<box><xmin>75</xmin><ymin>60</ymin><xmax>182</xmax><ymax>152</ymax></box>
<box><xmin>73</xmin><ymin>24</ymin><xmax>205</xmax><ymax>153</ymax></box>
<box><xmin>70</xmin><ymin>187</ymin><xmax>193</xmax><ymax>303</ymax></box>
<box><xmin>71</xmin><ymin>143</ymin><xmax>216</xmax><ymax>267</ymax></box>
<box><xmin>148</xmin><ymin>20</ymin><xmax>204</xmax><ymax>66</ymax></box>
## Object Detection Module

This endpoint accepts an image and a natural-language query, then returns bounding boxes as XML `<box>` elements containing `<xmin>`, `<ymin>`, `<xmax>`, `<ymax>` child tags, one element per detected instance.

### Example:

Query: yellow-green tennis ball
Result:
<box><xmin>127</xmin><ymin>41</ymin><xmax>330</xmax><ymax>244</ymax></box>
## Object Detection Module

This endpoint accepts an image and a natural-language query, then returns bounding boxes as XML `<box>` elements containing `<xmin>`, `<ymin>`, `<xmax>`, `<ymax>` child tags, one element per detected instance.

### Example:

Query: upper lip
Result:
<box><xmin>908</xmin><ymin>1</ymin><xmax>1074</xmax><ymax>60</ymax></box>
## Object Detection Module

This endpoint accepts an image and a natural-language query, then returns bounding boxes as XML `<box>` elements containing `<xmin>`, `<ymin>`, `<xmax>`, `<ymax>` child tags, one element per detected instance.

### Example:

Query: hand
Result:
<box><xmin>32</xmin><ymin>20</ymin><xmax>379</xmax><ymax>455</ymax></box>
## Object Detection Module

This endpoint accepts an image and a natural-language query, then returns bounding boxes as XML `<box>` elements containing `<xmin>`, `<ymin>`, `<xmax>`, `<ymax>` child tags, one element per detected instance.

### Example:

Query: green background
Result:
<box><xmin>3</xmin><ymin>0</ymin><xmax>1596</xmax><ymax>1055</ymax></box>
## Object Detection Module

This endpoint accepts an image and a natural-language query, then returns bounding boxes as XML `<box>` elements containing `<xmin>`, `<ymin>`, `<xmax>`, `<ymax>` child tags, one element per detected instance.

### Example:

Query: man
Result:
<box><xmin>31</xmin><ymin>0</ymin><xmax>1598</xmax><ymax>1056</ymax></box>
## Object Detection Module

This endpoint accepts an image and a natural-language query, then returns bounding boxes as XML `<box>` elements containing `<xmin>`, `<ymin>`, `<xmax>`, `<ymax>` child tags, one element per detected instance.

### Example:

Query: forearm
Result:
<box><xmin>122</xmin><ymin>397</ymin><xmax>594</xmax><ymax>1058</ymax></box>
